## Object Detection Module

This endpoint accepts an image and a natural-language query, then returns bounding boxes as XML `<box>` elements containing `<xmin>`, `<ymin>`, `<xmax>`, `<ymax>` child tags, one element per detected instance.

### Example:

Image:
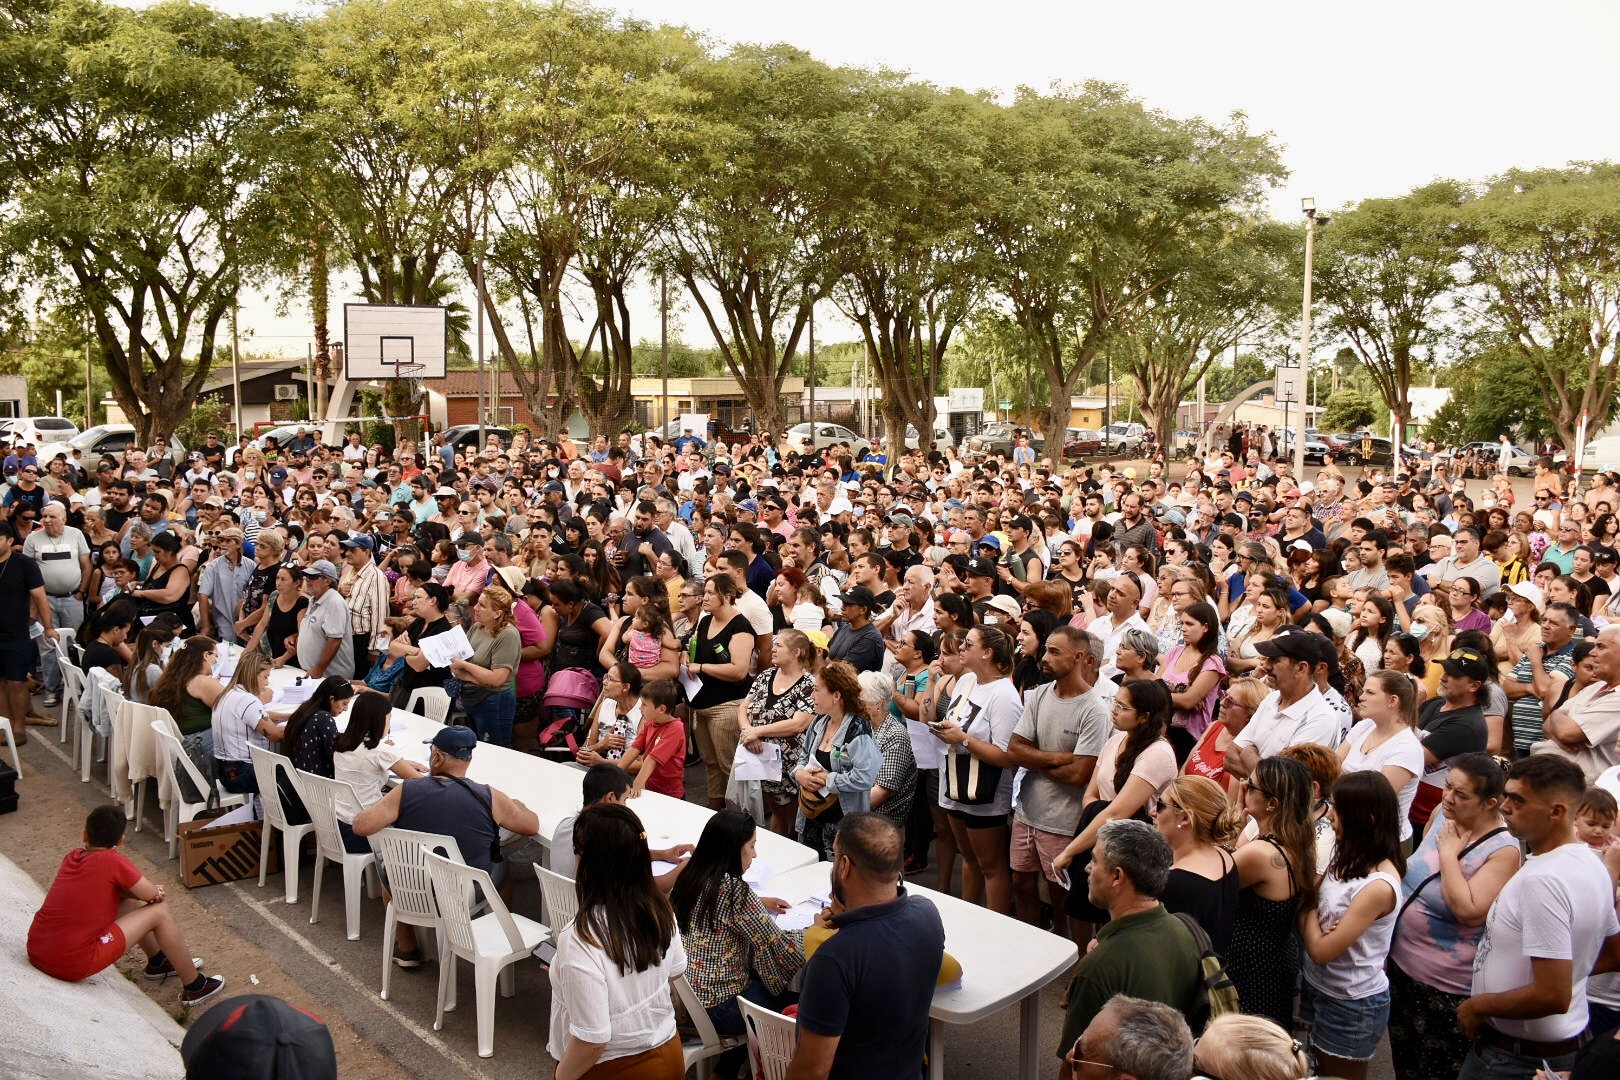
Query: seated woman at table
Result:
<box><xmin>576</xmin><ymin>661</ymin><xmax>643</xmax><ymax>767</ymax></box>
<box><xmin>332</xmin><ymin>690</ymin><xmax>426</xmax><ymax>853</ymax></box>
<box><xmin>125</xmin><ymin>627</ymin><xmax>169</xmax><ymax>705</ymax></box>
<box><xmin>80</xmin><ymin>600</ymin><xmax>137</xmax><ymax>682</ymax></box>
<box><xmin>241</xmin><ymin>565</ymin><xmax>307</xmax><ymax>668</ymax></box>
<box><xmin>275</xmin><ymin>677</ymin><xmax>357</xmax><ymax>826</ymax></box>
<box><xmin>210</xmin><ymin>650</ymin><xmax>285</xmax><ymax>795</ymax></box>
<box><xmin>149</xmin><ymin>636</ymin><xmax>225</xmax><ymax>767</ymax></box>
<box><xmin>668</xmin><ymin>810</ymin><xmax>803</xmax><ymax>1070</ymax></box>
<box><xmin>549</xmin><ymin>802</ymin><xmax>688</xmax><ymax>1080</ymax></box>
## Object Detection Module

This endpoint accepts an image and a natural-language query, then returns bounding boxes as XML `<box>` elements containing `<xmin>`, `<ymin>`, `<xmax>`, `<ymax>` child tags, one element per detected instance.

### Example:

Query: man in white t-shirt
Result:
<box><xmin>1227</xmin><ymin>629</ymin><xmax>1341</xmax><ymax>780</ymax></box>
<box><xmin>1457</xmin><ymin>754</ymin><xmax>1620</xmax><ymax>1079</ymax></box>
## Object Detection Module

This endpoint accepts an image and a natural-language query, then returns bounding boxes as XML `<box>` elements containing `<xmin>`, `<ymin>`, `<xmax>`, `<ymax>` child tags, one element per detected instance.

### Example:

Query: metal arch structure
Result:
<box><xmin>1198</xmin><ymin>379</ymin><xmax>1276</xmax><ymax>458</ymax></box>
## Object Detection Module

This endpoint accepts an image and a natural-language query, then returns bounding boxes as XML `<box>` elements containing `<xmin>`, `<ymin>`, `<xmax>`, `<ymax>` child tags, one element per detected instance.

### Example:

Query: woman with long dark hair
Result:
<box><xmin>667</xmin><ymin>811</ymin><xmax>802</xmax><ymax>1052</ymax></box>
<box><xmin>274</xmin><ymin>677</ymin><xmax>356</xmax><ymax>826</ymax></box>
<box><xmin>1157</xmin><ymin>600</ymin><xmax>1226</xmax><ymax>763</ymax></box>
<box><xmin>548</xmin><ymin>802</ymin><xmax>687</xmax><ymax>1080</ymax></box>
<box><xmin>1052</xmin><ymin>678</ymin><xmax>1176</xmax><ymax>945</ymax></box>
<box><xmin>1300</xmin><ymin>770</ymin><xmax>1405</xmax><ymax>1080</ymax></box>
<box><xmin>1012</xmin><ymin>609</ymin><xmax>1059</xmax><ymax>694</ymax></box>
<box><xmin>1227</xmin><ymin>755</ymin><xmax>1318</xmax><ymax>1029</ymax></box>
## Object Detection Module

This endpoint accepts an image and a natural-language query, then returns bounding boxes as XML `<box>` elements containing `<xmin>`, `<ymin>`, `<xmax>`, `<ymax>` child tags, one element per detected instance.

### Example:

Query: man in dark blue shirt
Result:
<box><xmin>789</xmin><ymin>813</ymin><xmax>944</xmax><ymax>1080</ymax></box>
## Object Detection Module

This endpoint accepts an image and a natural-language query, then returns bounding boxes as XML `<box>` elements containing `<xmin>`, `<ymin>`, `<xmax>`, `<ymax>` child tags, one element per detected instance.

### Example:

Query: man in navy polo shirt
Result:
<box><xmin>788</xmin><ymin>813</ymin><xmax>944</xmax><ymax>1080</ymax></box>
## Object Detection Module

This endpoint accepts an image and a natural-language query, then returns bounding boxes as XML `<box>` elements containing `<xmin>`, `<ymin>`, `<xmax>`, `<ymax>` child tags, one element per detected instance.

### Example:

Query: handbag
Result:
<box><xmin>1395</xmin><ymin>826</ymin><xmax>1510</xmax><ymax>924</ymax></box>
<box><xmin>798</xmin><ymin>785</ymin><xmax>840</xmax><ymax>820</ymax></box>
<box><xmin>940</xmin><ymin>682</ymin><xmax>1003</xmax><ymax>805</ymax></box>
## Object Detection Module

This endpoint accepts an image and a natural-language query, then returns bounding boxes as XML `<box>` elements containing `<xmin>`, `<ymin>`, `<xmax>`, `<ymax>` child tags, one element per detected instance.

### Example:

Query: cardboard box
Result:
<box><xmin>179</xmin><ymin>810</ymin><xmax>279</xmax><ymax>888</ymax></box>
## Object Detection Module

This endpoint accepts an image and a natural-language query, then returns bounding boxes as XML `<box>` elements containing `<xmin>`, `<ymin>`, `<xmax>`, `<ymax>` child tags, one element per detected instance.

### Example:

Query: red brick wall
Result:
<box><xmin>445</xmin><ymin>395</ymin><xmax>539</xmax><ymax>429</ymax></box>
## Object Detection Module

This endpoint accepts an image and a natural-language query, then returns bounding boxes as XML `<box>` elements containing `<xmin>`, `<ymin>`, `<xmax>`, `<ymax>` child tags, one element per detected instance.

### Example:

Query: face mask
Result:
<box><xmin>457</xmin><ymin>549</ymin><xmax>472</xmax><ymax>562</ymax></box>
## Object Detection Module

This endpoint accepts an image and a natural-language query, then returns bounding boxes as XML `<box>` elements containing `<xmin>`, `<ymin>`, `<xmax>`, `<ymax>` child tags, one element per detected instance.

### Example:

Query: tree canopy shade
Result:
<box><xmin>1312</xmin><ymin>181</ymin><xmax>1466</xmax><ymax>435</ymax></box>
<box><xmin>975</xmin><ymin>82</ymin><xmax>1289</xmax><ymax>455</ymax></box>
<box><xmin>1457</xmin><ymin>164</ymin><xmax>1620</xmax><ymax>450</ymax></box>
<box><xmin>0</xmin><ymin>0</ymin><xmax>300</xmax><ymax>440</ymax></box>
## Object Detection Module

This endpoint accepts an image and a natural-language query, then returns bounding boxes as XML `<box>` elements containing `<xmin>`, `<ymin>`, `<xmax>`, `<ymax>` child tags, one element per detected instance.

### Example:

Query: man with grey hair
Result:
<box><xmin>1060</xmin><ymin>995</ymin><xmax>1193</xmax><ymax>1080</ymax></box>
<box><xmin>26</xmin><ymin>500</ymin><xmax>89</xmax><ymax>707</ymax></box>
<box><xmin>1055</xmin><ymin>820</ymin><xmax>1201</xmax><ymax>1062</ymax></box>
<box><xmin>877</xmin><ymin>563</ymin><xmax>934</xmax><ymax>677</ymax></box>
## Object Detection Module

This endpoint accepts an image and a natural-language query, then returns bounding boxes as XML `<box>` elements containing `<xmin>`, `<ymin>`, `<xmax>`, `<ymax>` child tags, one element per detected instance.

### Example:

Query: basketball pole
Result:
<box><xmin>661</xmin><ymin>272</ymin><xmax>669</xmax><ymax>436</ymax></box>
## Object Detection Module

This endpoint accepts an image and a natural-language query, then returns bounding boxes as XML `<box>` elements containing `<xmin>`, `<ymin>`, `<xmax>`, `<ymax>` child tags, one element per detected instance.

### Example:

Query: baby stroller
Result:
<box><xmin>537</xmin><ymin>668</ymin><xmax>600</xmax><ymax>762</ymax></box>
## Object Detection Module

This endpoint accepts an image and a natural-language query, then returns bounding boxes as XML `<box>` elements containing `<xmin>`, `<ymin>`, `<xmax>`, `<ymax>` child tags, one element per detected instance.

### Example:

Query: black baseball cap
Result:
<box><xmin>964</xmin><ymin>555</ymin><xmax>999</xmax><ymax>578</ymax></box>
<box><xmin>1254</xmin><ymin>628</ymin><xmax>1318</xmax><ymax>663</ymax></box>
<box><xmin>839</xmin><ymin>586</ymin><xmax>877</xmax><ymax>610</ymax></box>
<box><xmin>1438</xmin><ymin>648</ymin><xmax>1491</xmax><ymax>682</ymax></box>
<box><xmin>181</xmin><ymin>995</ymin><xmax>336</xmax><ymax>1080</ymax></box>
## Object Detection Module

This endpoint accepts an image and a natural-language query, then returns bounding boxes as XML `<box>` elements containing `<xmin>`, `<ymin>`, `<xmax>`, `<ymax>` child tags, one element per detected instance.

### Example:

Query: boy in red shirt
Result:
<box><xmin>620</xmin><ymin>679</ymin><xmax>687</xmax><ymax>799</ymax></box>
<box><xmin>28</xmin><ymin>804</ymin><xmax>225</xmax><ymax>1005</ymax></box>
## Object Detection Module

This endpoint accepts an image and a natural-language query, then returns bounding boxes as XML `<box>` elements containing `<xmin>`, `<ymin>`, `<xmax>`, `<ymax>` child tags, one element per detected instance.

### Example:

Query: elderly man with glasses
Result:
<box><xmin>25</xmin><ymin>501</ymin><xmax>89</xmax><ymax>708</ymax></box>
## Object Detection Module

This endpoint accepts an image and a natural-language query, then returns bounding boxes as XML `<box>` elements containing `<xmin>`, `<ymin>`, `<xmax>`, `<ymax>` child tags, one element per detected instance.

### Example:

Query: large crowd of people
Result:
<box><xmin>12</xmin><ymin>419</ymin><xmax>1620</xmax><ymax>1078</ymax></box>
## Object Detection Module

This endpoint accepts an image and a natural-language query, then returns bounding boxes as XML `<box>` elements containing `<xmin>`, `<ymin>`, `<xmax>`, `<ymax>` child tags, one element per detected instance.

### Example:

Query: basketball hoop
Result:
<box><xmin>394</xmin><ymin>360</ymin><xmax>426</xmax><ymax>404</ymax></box>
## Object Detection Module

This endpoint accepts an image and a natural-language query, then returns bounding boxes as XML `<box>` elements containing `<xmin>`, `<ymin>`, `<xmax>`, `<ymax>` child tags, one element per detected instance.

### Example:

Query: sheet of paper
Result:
<box><xmin>907</xmin><ymin>719</ymin><xmax>945</xmax><ymax>770</ymax></box>
<box><xmin>651</xmin><ymin>859</ymin><xmax>680</xmax><ymax>877</ymax></box>
<box><xmin>201</xmin><ymin>802</ymin><xmax>259</xmax><ymax>829</ymax></box>
<box><xmin>276</xmin><ymin>681</ymin><xmax>316</xmax><ymax>705</ymax></box>
<box><xmin>678</xmin><ymin>669</ymin><xmax>704</xmax><ymax>701</ymax></box>
<box><xmin>731</xmin><ymin>741</ymin><xmax>782</xmax><ymax>782</ymax></box>
<box><xmin>419</xmin><ymin>625</ymin><xmax>475</xmax><ymax>669</ymax></box>
<box><xmin>741</xmin><ymin>860</ymin><xmax>773</xmax><ymax>889</ymax></box>
<box><xmin>772</xmin><ymin>902</ymin><xmax>822</xmax><ymax>932</ymax></box>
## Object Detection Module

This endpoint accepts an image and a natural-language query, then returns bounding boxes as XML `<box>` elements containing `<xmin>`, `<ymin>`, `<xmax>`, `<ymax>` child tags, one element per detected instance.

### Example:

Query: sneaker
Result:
<box><xmin>41</xmin><ymin>693</ymin><xmax>60</xmax><ymax>708</ymax></box>
<box><xmin>180</xmin><ymin>975</ymin><xmax>226</xmax><ymax>1007</ymax></box>
<box><xmin>143</xmin><ymin>954</ymin><xmax>204</xmax><ymax>981</ymax></box>
<box><xmin>392</xmin><ymin>949</ymin><xmax>424</xmax><ymax>969</ymax></box>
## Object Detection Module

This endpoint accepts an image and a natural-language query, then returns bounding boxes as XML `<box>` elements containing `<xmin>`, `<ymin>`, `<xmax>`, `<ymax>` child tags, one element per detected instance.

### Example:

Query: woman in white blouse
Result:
<box><xmin>549</xmin><ymin>802</ymin><xmax>687</xmax><ymax>1080</ymax></box>
<box><xmin>210</xmin><ymin>650</ymin><xmax>284</xmax><ymax>796</ymax></box>
<box><xmin>1338</xmin><ymin>670</ymin><xmax>1425</xmax><ymax>848</ymax></box>
<box><xmin>332</xmin><ymin>691</ymin><xmax>426</xmax><ymax>853</ymax></box>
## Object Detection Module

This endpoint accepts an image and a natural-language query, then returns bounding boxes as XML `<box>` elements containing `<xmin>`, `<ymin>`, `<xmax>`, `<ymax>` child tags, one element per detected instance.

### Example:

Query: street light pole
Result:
<box><xmin>660</xmin><ymin>272</ymin><xmax>669</xmax><ymax>435</ymax></box>
<box><xmin>1295</xmin><ymin>197</ymin><xmax>1318</xmax><ymax>479</ymax></box>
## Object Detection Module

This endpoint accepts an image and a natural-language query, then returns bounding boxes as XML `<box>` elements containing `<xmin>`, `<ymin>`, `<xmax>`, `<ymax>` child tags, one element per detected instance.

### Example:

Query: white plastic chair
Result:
<box><xmin>368</xmin><ymin>828</ymin><xmax>470</xmax><ymax>1001</ymax></box>
<box><xmin>249</xmin><ymin>746</ymin><xmax>316</xmax><ymax>904</ymax></box>
<box><xmin>738</xmin><ymin>998</ymin><xmax>797</xmax><ymax>1080</ymax></box>
<box><xmin>422</xmin><ymin>849</ymin><xmax>548</xmax><ymax>1058</ymax></box>
<box><xmin>58</xmin><ymin>655</ymin><xmax>87</xmax><ymax>750</ymax></box>
<box><xmin>676</xmin><ymin>972</ymin><xmax>742</xmax><ymax>1078</ymax></box>
<box><xmin>530</xmin><ymin>862</ymin><xmax>578</xmax><ymax>966</ymax></box>
<box><xmin>404</xmin><ymin>687</ymin><xmax>451</xmax><ymax>725</ymax></box>
<box><xmin>52</xmin><ymin>627</ymin><xmax>77</xmax><ymax>741</ymax></box>
<box><xmin>150</xmin><ymin>721</ymin><xmax>247</xmax><ymax>859</ymax></box>
<box><xmin>295</xmin><ymin>771</ymin><xmax>380</xmax><ymax>941</ymax></box>
<box><xmin>0</xmin><ymin>715</ymin><xmax>19</xmax><ymax>776</ymax></box>
<box><xmin>81</xmin><ymin>669</ymin><xmax>121</xmax><ymax>783</ymax></box>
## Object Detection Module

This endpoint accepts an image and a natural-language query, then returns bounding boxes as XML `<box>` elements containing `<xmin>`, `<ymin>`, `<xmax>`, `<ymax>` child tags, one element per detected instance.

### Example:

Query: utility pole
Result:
<box><xmin>660</xmin><ymin>272</ymin><xmax>669</xmax><ymax>435</ymax></box>
<box><xmin>1295</xmin><ymin>197</ymin><xmax>1319</xmax><ymax>480</ymax></box>
<box><xmin>231</xmin><ymin>293</ymin><xmax>242</xmax><ymax>441</ymax></box>
<box><xmin>808</xmin><ymin>304</ymin><xmax>816</xmax><ymax>426</ymax></box>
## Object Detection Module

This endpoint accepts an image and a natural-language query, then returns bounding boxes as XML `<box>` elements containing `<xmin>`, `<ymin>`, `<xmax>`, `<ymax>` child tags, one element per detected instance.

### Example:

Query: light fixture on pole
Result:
<box><xmin>1294</xmin><ymin>196</ymin><xmax>1319</xmax><ymax>479</ymax></box>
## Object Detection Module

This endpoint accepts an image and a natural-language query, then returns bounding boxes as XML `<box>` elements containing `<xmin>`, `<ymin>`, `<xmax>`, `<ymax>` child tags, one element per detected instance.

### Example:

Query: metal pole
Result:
<box><xmin>660</xmin><ymin>273</ymin><xmax>669</xmax><ymax>435</ymax></box>
<box><xmin>808</xmin><ymin>305</ymin><xmax>816</xmax><ymax>425</ymax></box>
<box><xmin>476</xmin><ymin>247</ymin><xmax>486</xmax><ymax>447</ymax></box>
<box><xmin>84</xmin><ymin>310</ymin><xmax>93</xmax><ymax>428</ymax></box>
<box><xmin>306</xmin><ymin>342</ymin><xmax>314</xmax><ymax>422</ymax></box>
<box><xmin>231</xmin><ymin>294</ymin><xmax>242</xmax><ymax>441</ymax></box>
<box><xmin>1295</xmin><ymin>200</ymin><xmax>1316</xmax><ymax>479</ymax></box>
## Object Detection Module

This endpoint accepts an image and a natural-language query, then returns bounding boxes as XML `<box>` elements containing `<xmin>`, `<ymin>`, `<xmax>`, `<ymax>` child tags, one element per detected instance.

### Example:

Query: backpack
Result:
<box><xmin>1172</xmin><ymin>911</ymin><xmax>1241</xmax><ymax>1028</ymax></box>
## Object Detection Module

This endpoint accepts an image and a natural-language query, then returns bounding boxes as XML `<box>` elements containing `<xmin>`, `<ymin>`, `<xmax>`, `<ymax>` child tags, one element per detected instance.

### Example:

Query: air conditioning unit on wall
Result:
<box><xmin>273</xmin><ymin>384</ymin><xmax>299</xmax><ymax>401</ymax></box>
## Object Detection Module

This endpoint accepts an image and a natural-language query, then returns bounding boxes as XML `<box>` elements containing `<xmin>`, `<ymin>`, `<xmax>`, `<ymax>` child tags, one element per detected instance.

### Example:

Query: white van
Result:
<box><xmin>1583</xmin><ymin>436</ymin><xmax>1620</xmax><ymax>472</ymax></box>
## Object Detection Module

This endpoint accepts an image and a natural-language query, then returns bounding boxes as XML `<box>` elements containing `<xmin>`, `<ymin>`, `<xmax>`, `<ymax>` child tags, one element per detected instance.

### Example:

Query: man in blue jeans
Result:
<box><xmin>788</xmin><ymin>812</ymin><xmax>944</xmax><ymax>1080</ymax></box>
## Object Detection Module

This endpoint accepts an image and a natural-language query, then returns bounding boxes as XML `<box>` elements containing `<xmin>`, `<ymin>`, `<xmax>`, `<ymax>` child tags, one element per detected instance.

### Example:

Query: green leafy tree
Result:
<box><xmin>828</xmin><ymin>75</ymin><xmax>996</xmax><ymax>442</ymax></box>
<box><xmin>662</xmin><ymin>45</ymin><xmax>855</xmax><ymax>436</ymax></box>
<box><xmin>1458</xmin><ymin>164</ymin><xmax>1620</xmax><ymax>449</ymax></box>
<box><xmin>1318</xmin><ymin>388</ymin><xmax>1380</xmax><ymax>432</ymax></box>
<box><xmin>1312</xmin><ymin>181</ymin><xmax>1466</xmax><ymax>433</ymax></box>
<box><xmin>977</xmin><ymin>82</ymin><xmax>1287</xmax><ymax>454</ymax></box>
<box><xmin>0</xmin><ymin>0</ymin><xmax>299</xmax><ymax>440</ymax></box>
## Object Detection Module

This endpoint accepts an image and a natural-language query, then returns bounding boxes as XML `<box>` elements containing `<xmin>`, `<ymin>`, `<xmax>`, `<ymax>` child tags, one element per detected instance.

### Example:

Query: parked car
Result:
<box><xmin>1063</xmin><ymin>428</ymin><xmax>1103</xmax><ymax>459</ymax></box>
<box><xmin>903</xmin><ymin>424</ymin><xmax>956</xmax><ymax>452</ymax></box>
<box><xmin>0</xmin><ymin>416</ymin><xmax>79</xmax><ymax>447</ymax></box>
<box><xmin>66</xmin><ymin>424</ymin><xmax>186</xmax><ymax>467</ymax></box>
<box><xmin>1338</xmin><ymin>436</ymin><xmax>1395</xmax><ymax>467</ymax></box>
<box><xmin>1101</xmin><ymin>422</ymin><xmax>1146</xmax><ymax>455</ymax></box>
<box><xmin>228</xmin><ymin>422</ymin><xmax>354</xmax><ymax>463</ymax></box>
<box><xmin>1583</xmin><ymin>436</ymin><xmax>1620</xmax><ymax>473</ymax></box>
<box><xmin>787</xmin><ymin>422</ymin><xmax>871</xmax><ymax>459</ymax></box>
<box><xmin>964</xmin><ymin>422</ymin><xmax>1043</xmax><ymax>459</ymax></box>
<box><xmin>654</xmin><ymin>418</ymin><xmax>753</xmax><ymax>444</ymax></box>
<box><xmin>439</xmin><ymin>424</ymin><xmax>513</xmax><ymax>453</ymax></box>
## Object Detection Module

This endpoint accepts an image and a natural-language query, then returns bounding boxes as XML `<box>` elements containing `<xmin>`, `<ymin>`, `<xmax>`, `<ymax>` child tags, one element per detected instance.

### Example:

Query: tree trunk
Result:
<box><xmin>311</xmin><ymin>225</ymin><xmax>330</xmax><ymax>421</ymax></box>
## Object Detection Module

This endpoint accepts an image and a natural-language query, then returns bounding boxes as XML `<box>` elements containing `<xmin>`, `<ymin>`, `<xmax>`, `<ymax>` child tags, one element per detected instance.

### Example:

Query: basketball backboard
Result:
<box><xmin>343</xmin><ymin>304</ymin><xmax>448</xmax><ymax>380</ymax></box>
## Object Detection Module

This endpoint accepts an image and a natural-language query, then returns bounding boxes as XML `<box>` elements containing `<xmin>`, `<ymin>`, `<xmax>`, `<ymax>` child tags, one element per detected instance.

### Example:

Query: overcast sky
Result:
<box><xmin>189</xmin><ymin>0</ymin><xmax>1620</xmax><ymax>358</ymax></box>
